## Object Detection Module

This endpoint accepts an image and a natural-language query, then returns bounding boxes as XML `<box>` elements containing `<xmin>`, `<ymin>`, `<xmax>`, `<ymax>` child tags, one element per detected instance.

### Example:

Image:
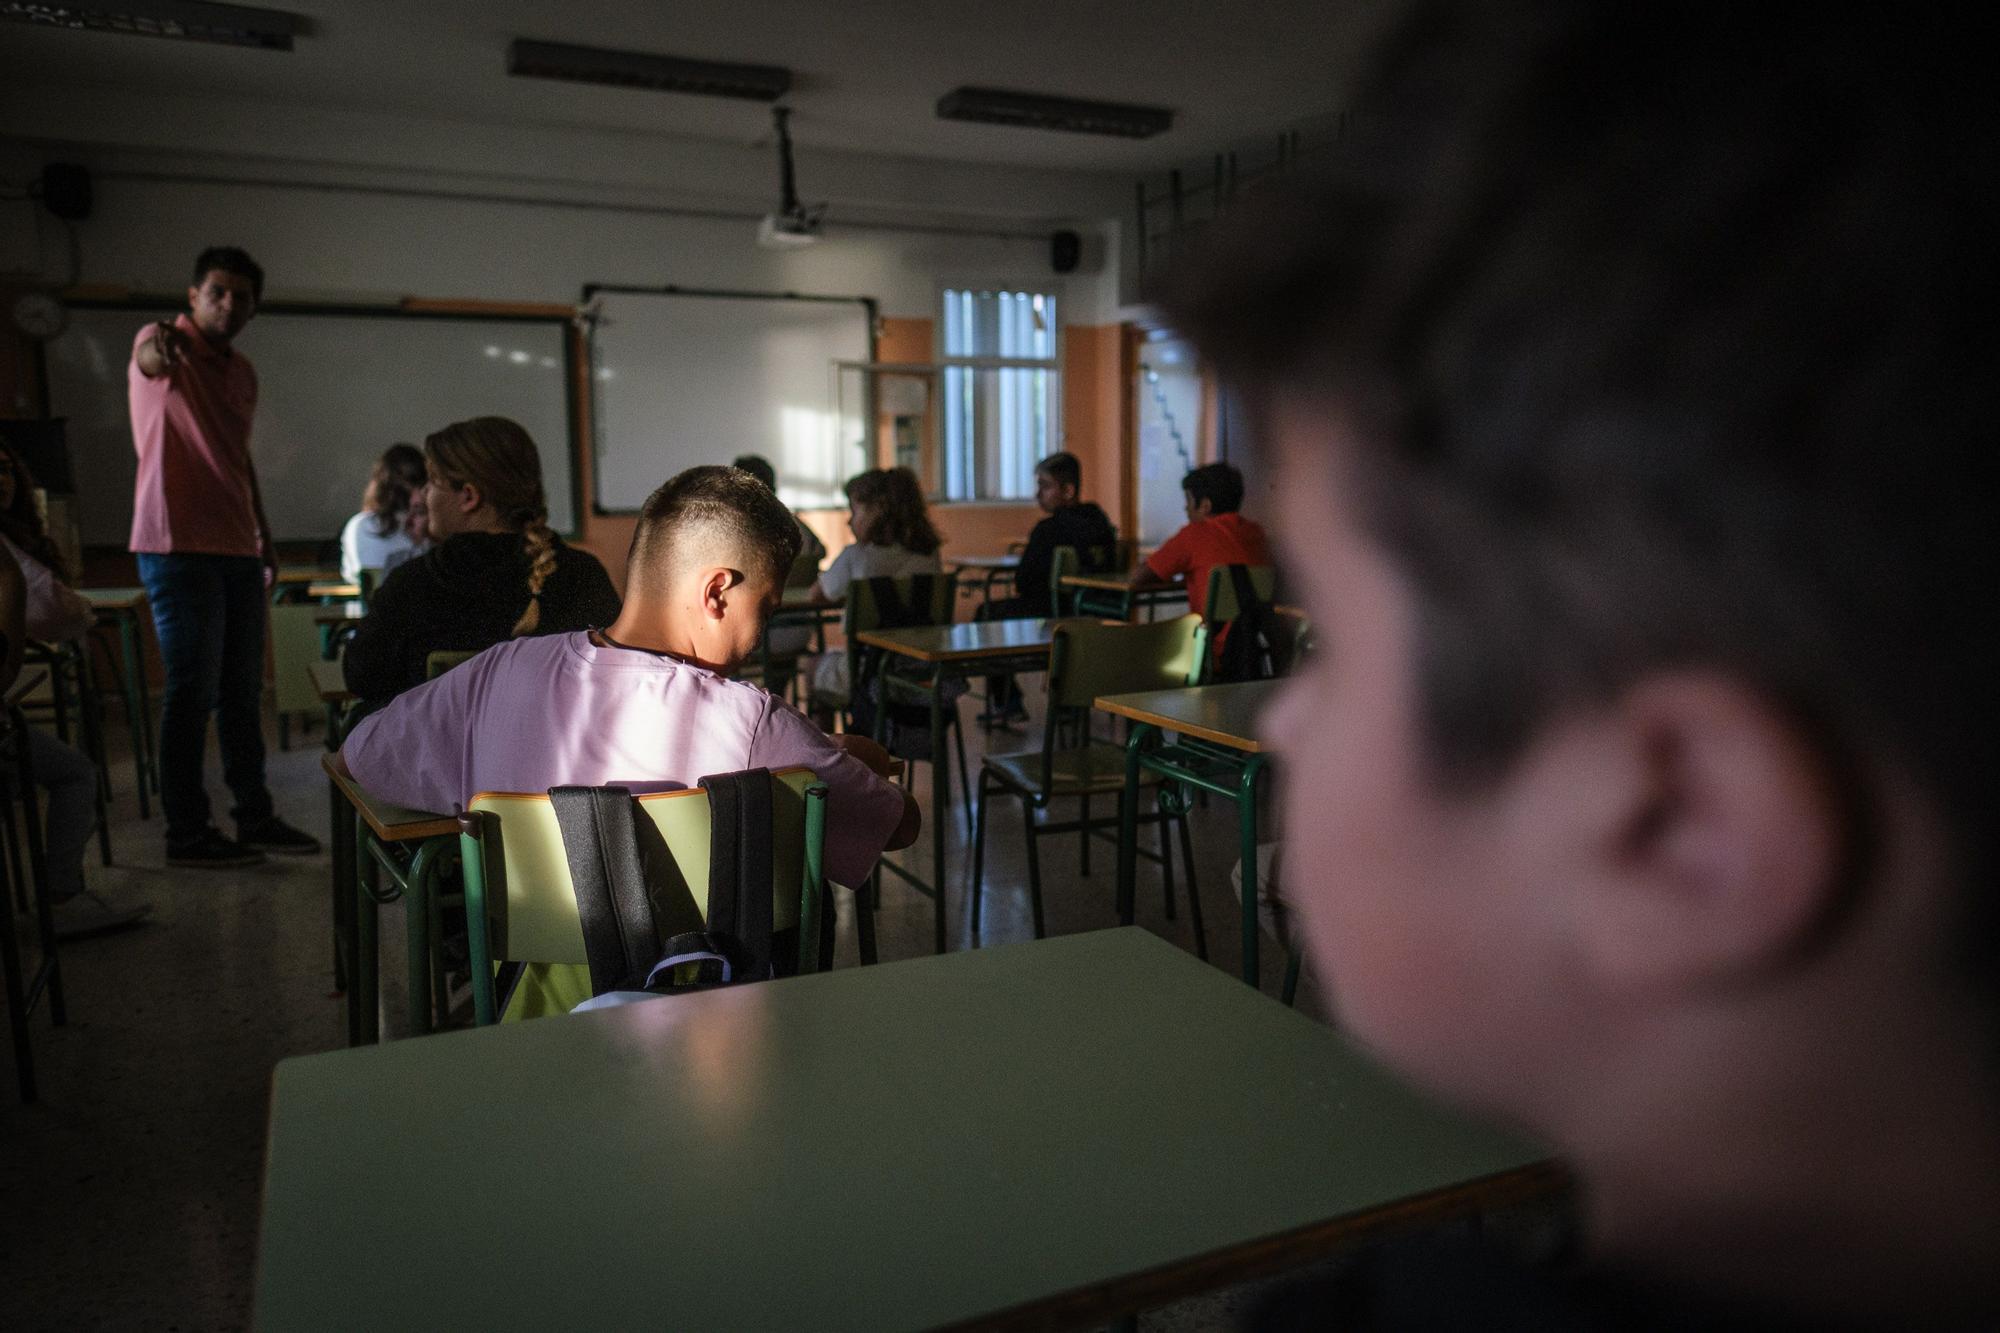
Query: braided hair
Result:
<box><xmin>422</xmin><ymin>417</ymin><xmax>555</xmax><ymax>637</ymax></box>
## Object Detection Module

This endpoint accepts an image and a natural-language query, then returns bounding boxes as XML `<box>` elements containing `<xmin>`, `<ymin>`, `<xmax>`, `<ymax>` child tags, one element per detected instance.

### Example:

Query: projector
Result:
<box><xmin>758</xmin><ymin>210</ymin><xmax>822</xmax><ymax>248</ymax></box>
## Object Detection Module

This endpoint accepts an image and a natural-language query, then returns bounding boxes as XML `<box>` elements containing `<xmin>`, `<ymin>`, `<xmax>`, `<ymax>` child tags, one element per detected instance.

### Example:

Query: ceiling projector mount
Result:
<box><xmin>759</xmin><ymin>106</ymin><xmax>826</xmax><ymax>248</ymax></box>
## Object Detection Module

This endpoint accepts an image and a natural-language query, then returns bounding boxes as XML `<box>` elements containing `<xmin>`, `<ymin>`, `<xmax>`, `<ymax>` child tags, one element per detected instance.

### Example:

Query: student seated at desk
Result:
<box><xmin>337</xmin><ymin>442</ymin><xmax>428</xmax><ymax>583</ymax></box>
<box><xmin>1</xmin><ymin>446</ymin><xmax>151</xmax><ymax>936</ymax></box>
<box><xmin>987</xmin><ymin>450</ymin><xmax>1117</xmax><ymax>620</ymax></box>
<box><xmin>341</xmin><ymin>417</ymin><xmax>620</xmax><ymax>713</ymax></box>
<box><xmin>976</xmin><ymin>450</ymin><xmax>1117</xmax><ymax>720</ymax></box>
<box><xmin>806</xmin><ymin>466</ymin><xmax>943</xmax><ymax>702</ymax></box>
<box><xmin>1130</xmin><ymin>461</ymin><xmax>1271</xmax><ymax>618</ymax></box>
<box><xmin>1164</xmin><ymin>2</ymin><xmax>2000</xmax><ymax>1326</ymax></box>
<box><xmin>339</xmin><ymin>464</ymin><xmax>917</xmax><ymax>893</ymax></box>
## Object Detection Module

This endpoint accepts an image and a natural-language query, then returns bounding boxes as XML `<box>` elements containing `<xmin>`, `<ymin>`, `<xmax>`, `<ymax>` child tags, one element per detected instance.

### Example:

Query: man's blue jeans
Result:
<box><xmin>136</xmin><ymin>553</ymin><xmax>274</xmax><ymax>845</ymax></box>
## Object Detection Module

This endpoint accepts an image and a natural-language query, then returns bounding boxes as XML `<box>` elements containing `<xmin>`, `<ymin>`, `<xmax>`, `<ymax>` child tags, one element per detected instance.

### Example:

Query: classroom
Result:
<box><xmin>3</xmin><ymin>4</ymin><xmax>1993</xmax><ymax>1330</ymax></box>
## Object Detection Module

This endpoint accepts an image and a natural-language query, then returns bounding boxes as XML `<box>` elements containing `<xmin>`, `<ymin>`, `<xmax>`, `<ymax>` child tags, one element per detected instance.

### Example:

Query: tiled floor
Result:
<box><xmin>2</xmin><ymin>691</ymin><xmax>1328</xmax><ymax>1328</ymax></box>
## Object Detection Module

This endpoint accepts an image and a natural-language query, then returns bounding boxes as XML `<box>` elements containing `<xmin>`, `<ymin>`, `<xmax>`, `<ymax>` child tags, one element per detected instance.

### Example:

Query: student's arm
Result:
<box><xmin>338</xmin><ymin>566</ymin><xmax>418</xmax><ymax>703</ymax></box>
<box><xmin>245</xmin><ymin>460</ymin><xmax>279</xmax><ymax>587</ymax></box>
<box><xmin>832</xmin><ymin>732</ymin><xmax>920</xmax><ymax>850</ymax></box>
<box><xmin>747</xmin><ymin>699</ymin><xmax>918</xmax><ymax>885</ymax></box>
<box><xmin>1015</xmin><ymin>517</ymin><xmax>1055</xmax><ymax>601</ymax></box>
<box><xmin>1131</xmin><ymin>526</ymin><xmax>1192</xmax><ymax>591</ymax></box>
<box><xmin>337</xmin><ymin>660</ymin><xmax>481</xmax><ymax>814</ymax></box>
<box><xmin>808</xmin><ymin>545</ymin><xmax>854</xmax><ymax>607</ymax></box>
<box><xmin>0</xmin><ymin>550</ymin><xmax>26</xmax><ymax>693</ymax></box>
<box><xmin>132</xmin><ymin>320</ymin><xmax>186</xmax><ymax>379</ymax></box>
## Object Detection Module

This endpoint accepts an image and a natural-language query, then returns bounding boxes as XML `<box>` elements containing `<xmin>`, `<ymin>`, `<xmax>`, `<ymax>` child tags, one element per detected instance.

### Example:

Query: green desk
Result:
<box><xmin>856</xmin><ymin>617</ymin><xmax>1055</xmax><ymax>954</ymax></box>
<box><xmin>272</xmin><ymin>565</ymin><xmax>339</xmax><ymax>605</ymax></box>
<box><xmin>1098</xmin><ymin>681</ymin><xmax>1280</xmax><ymax>987</ymax></box>
<box><xmin>949</xmin><ymin>552</ymin><xmax>1021</xmax><ymax>609</ymax></box>
<box><xmin>1059</xmin><ymin>572</ymin><xmax>1189</xmax><ymax>621</ymax></box>
<box><xmin>81</xmin><ymin>587</ymin><xmax>157</xmax><ymax>819</ymax></box>
<box><xmin>257</xmin><ymin>929</ymin><xmax>1558</xmax><ymax>1329</ymax></box>
<box><xmin>322</xmin><ymin>754</ymin><xmax>460</xmax><ymax>1045</ymax></box>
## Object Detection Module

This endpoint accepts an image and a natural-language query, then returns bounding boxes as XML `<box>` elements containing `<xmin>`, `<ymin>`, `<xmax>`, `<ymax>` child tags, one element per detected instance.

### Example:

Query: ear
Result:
<box><xmin>186</xmin><ymin>284</ymin><xmax>202</xmax><ymax>308</ymax></box>
<box><xmin>454</xmin><ymin>481</ymin><xmax>484</xmax><ymax>516</ymax></box>
<box><xmin>1191</xmin><ymin>497</ymin><xmax>1215</xmax><ymax>520</ymax></box>
<box><xmin>1564</xmin><ymin>673</ymin><xmax>1843</xmax><ymax>993</ymax></box>
<box><xmin>696</xmin><ymin>566</ymin><xmax>737</xmax><ymax>621</ymax></box>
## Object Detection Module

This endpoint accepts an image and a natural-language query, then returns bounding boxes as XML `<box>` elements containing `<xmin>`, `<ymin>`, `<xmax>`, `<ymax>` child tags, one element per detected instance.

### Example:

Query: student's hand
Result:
<box><xmin>259</xmin><ymin>535</ymin><xmax>279</xmax><ymax>590</ymax></box>
<box><xmin>832</xmin><ymin>732</ymin><xmax>897</xmax><ymax>778</ymax></box>
<box><xmin>148</xmin><ymin>320</ymin><xmax>186</xmax><ymax>372</ymax></box>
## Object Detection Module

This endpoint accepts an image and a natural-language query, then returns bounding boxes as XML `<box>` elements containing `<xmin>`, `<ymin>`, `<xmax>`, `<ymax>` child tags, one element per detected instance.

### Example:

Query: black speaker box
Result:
<box><xmin>1050</xmin><ymin>228</ymin><xmax>1081</xmax><ymax>274</ymax></box>
<box><xmin>42</xmin><ymin>163</ymin><xmax>93</xmax><ymax>221</ymax></box>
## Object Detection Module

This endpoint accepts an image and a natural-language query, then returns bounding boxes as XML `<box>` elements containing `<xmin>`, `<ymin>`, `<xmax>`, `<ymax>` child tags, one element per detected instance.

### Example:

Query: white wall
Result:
<box><xmin>0</xmin><ymin>84</ymin><xmax>1130</xmax><ymax>322</ymax></box>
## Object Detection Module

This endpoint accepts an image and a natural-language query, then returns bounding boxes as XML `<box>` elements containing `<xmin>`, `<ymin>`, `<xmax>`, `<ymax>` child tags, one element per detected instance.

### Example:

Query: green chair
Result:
<box><xmin>271</xmin><ymin>602</ymin><xmax>326</xmax><ymax>751</ymax></box>
<box><xmin>812</xmin><ymin>574</ymin><xmax>972</xmax><ymax>837</ymax></box>
<box><xmin>971</xmin><ymin>615</ymin><xmax>1206</xmax><ymax>951</ymax></box>
<box><xmin>457</xmin><ymin>767</ymin><xmax>831</xmax><ymax>1025</ymax></box>
<box><xmin>424</xmin><ymin>649</ymin><xmax>477</xmax><ymax>680</ymax></box>
<box><xmin>1193</xmin><ymin>563</ymin><xmax>1280</xmax><ymax>683</ymax></box>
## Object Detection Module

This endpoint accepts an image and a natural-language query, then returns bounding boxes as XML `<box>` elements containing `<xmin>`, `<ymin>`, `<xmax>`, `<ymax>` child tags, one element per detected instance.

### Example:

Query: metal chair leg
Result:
<box><xmin>1159</xmin><ymin>812</ymin><xmax>1176</xmax><ymax>921</ymax></box>
<box><xmin>854</xmin><ymin>881</ymin><xmax>878</xmax><ymax>966</ymax></box>
<box><xmin>951</xmin><ymin>710</ymin><xmax>973</xmax><ymax>839</ymax></box>
<box><xmin>1020</xmin><ymin>792</ymin><xmax>1046</xmax><ymax>939</ymax></box>
<box><xmin>970</xmin><ymin>768</ymin><xmax>992</xmax><ymax>936</ymax></box>
<box><xmin>1177</xmin><ymin>814</ymin><xmax>1206</xmax><ymax>961</ymax></box>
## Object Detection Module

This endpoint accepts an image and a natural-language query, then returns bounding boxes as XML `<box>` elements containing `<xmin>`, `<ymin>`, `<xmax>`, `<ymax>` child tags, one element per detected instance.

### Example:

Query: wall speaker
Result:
<box><xmin>1050</xmin><ymin>229</ymin><xmax>1081</xmax><ymax>274</ymax></box>
<box><xmin>42</xmin><ymin>163</ymin><xmax>93</xmax><ymax>221</ymax></box>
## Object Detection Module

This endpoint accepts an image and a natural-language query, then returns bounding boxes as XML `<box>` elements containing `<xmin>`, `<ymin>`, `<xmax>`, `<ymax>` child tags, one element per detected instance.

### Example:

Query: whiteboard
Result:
<box><xmin>589</xmin><ymin>289</ymin><xmax>874</xmax><ymax>512</ymax></box>
<box><xmin>45</xmin><ymin>305</ymin><xmax>578</xmax><ymax>545</ymax></box>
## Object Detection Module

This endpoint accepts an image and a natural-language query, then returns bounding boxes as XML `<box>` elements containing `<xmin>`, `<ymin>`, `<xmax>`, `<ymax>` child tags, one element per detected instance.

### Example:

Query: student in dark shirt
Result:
<box><xmin>992</xmin><ymin>451</ymin><xmax>1116</xmax><ymax>620</ymax></box>
<box><xmin>1162</xmin><ymin>3</ymin><xmax>1999</xmax><ymax>1328</ymax></box>
<box><xmin>342</xmin><ymin>416</ymin><xmax>620</xmax><ymax>712</ymax></box>
<box><xmin>977</xmin><ymin>451</ymin><xmax>1116</xmax><ymax>719</ymax></box>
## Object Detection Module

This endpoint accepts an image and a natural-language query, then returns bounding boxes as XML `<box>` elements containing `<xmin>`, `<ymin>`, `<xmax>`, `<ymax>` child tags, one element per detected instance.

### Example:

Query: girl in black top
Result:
<box><xmin>342</xmin><ymin>416</ymin><xmax>621</xmax><ymax>711</ymax></box>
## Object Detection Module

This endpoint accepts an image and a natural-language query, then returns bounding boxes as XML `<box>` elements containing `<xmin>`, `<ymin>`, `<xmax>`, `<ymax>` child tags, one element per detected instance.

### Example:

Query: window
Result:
<box><xmin>938</xmin><ymin>287</ymin><xmax>1059</xmax><ymax>501</ymax></box>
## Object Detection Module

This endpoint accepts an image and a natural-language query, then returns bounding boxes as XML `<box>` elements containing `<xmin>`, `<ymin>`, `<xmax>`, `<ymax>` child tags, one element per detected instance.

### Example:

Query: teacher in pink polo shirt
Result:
<box><xmin>129</xmin><ymin>247</ymin><xmax>319</xmax><ymax>866</ymax></box>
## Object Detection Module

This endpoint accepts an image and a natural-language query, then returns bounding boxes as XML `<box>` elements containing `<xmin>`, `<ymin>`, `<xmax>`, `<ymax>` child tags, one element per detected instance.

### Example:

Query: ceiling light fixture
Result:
<box><xmin>508</xmin><ymin>38</ymin><xmax>791</xmax><ymax>103</ymax></box>
<box><xmin>1</xmin><ymin>0</ymin><xmax>303</xmax><ymax>50</ymax></box>
<box><xmin>936</xmin><ymin>87</ymin><xmax>1172</xmax><ymax>139</ymax></box>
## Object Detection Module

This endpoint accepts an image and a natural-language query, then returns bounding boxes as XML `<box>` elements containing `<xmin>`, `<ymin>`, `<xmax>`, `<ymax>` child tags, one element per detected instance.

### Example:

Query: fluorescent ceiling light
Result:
<box><xmin>508</xmin><ymin>39</ymin><xmax>791</xmax><ymax>103</ymax></box>
<box><xmin>936</xmin><ymin>87</ymin><xmax>1173</xmax><ymax>139</ymax></box>
<box><xmin>1</xmin><ymin>0</ymin><xmax>303</xmax><ymax>50</ymax></box>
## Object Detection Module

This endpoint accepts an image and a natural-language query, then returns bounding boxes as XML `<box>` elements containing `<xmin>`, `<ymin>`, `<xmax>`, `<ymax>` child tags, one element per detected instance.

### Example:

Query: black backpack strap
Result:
<box><xmin>550</xmin><ymin>785</ymin><xmax>662</xmax><ymax>994</ymax></box>
<box><xmin>698</xmin><ymin>769</ymin><xmax>775</xmax><ymax>979</ymax></box>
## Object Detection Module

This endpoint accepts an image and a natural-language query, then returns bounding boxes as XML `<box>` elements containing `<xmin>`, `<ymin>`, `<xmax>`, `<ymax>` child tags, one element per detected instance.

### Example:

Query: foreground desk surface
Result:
<box><xmin>258</xmin><ymin>929</ymin><xmax>1554</xmax><ymax>1330</ymax></box>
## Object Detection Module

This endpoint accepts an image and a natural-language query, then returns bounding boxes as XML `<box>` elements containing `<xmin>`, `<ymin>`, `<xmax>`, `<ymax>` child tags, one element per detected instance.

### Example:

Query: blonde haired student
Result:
<box><xmin>341</xmin><ymin>416</ymin><xmax>620</xmax><ymax>711</ymax></box>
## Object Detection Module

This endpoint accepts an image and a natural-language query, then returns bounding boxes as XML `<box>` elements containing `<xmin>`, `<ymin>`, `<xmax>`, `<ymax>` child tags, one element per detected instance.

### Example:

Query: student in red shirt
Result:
<box><xmin>1129</xmin><ymin>461</ymin><xmax>1271</xmax><ymax>616</ymax></box>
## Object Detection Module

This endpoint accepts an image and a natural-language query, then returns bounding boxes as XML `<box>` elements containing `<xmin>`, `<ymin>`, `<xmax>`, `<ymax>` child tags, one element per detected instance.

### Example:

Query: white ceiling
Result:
<box><xmin>0</xmin><ymin>0</ymin><xmax>1388</xmax><ymax>176</ymax></box>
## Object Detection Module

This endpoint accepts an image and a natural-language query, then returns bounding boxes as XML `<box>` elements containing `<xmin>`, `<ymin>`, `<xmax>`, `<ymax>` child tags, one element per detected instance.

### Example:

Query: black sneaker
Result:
<box><xmin>237</xmin><ymin>815</ymin><xmax>323</xmax><ymax>856</ymax></box>
<box><xmin>167</xmin><ymin>829</ymin><xmax>267</xmax><ymax>868</ymax></box>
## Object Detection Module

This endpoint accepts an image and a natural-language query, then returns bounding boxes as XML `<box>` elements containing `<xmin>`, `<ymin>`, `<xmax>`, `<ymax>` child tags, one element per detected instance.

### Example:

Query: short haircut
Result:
<box><xmin>630</xmin><ymin>464</ymin><xmax>801</xmax><ymax>589</ymax></box>
<box><xmin>1181</xmin><ymin>462</ymin><xmax>1244</xmax><ymax>515</ymax></box>
<box><xmin>1035</xmin><ymin>451</ymin><xmax>1081</xmax><ymax>491</ymax></box>
<box><xmin>732</xmin><ymin>454</ymin><xmax>777</xmax><ymax>491</ymax></box>
<box><xmin>192</xmin><ymin>246</ymin><xmax>264</xmax><ymax>302</ymax></box>
<box><xmin>1160</xmin><ymin>4</ymin><xmax>1994</xmax><ymax>1024</ymax></box>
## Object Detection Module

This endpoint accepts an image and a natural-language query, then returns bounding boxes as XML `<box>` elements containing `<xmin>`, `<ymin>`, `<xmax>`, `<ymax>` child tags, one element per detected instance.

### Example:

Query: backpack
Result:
<box><xmin>551</xmin><ymin>769</ymin><xmax>797</xmax><ymax>1013</ymax></box>
<box><xmin>1213</xmin><ymin>563</ymin><xmax>1279</xmax><ymax>684</ymax></box>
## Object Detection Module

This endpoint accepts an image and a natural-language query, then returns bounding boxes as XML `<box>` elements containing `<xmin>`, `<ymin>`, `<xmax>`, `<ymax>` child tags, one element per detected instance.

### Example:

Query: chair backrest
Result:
<box><xmin>465</xmin><ymin>765</ymin><xmax>824</xmax><ymax>964</ymax></box>
<box><xmin>1202</xmin><ymin>563</ymin><xmax>1279</xmax><ymax>627</ymax></box>
<box><xmin>843</xmin><ymin>572</ymin><xmax>955</xmax><ymax>679</ymax></box>
<box><xmin>1047</xmin><ymin>545</ymin><xmax>1078</xmax><ymax>616</ymax></box>
<box><xmin>424</xmin><ymin>649</ymin><xmax>478</xmax><ymax>681</ymax></box>
<box><xmin>1047</xmin><ymin>615</ymin><xmax>1202</xmax><ymax>713</ymax></box>
<box><xmin>270</xmin><ymin>603</ymin><xmax>325</xmax><ymax>715</ymax></box>
<box><xmin>355</xmin><ymin>566</ymin><xmax>381</xmax><ymax>610</ymax></box>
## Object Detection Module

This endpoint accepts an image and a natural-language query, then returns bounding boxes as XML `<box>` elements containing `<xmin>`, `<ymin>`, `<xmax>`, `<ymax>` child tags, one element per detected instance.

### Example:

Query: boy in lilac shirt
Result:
<box><xmin>340</xmin><ymin>466</ymin><xmax>917</xmax><ymax>892</ymax></box>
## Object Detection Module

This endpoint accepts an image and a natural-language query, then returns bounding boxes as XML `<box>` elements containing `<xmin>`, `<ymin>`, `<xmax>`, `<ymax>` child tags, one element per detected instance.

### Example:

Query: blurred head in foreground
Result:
<box><xmin>1164</xmin><ymin>2</ymin><xmax>1996</xmax><ymax>1322</ymax></box>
